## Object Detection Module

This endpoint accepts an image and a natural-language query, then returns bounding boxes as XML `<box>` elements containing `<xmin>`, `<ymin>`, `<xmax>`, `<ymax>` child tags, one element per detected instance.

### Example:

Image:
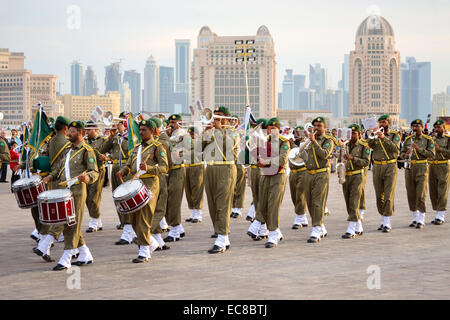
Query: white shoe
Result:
<box><xmin>248</xmin><ymin>220</ymin><xmax>261</xmax><ymax>237</ymax></box>
<box><xmin>214</xmin><ymin>234</ymin><xmax>227</xmax><ymax>249</ymax></box>
<box><xmin>168</xmin><ymin>225</ymin><xmax>180</xmax><ymax>239</ymax></box>
<box><xmin>320</xmin><ymin>224</ymin><xmax>328</xmax><ymax>238</ymax></box>
<box><xmin>138</xmin><ymin>245</ymin><xmax>151</xmax><ymax>259</ymax></box>
<box><xmin>247</xmin><ymin>204</ymin><xmax>255</xmax><ymax>219</ymax></box>
<box><xmin>258</xmin><ymin>223</ymin><xmax>269</xmax><ymax>238</ymax></box>
<box><xmin>120</xmin><ymin>224</ymin><xmax>134</xmax><ymax>243</ymax></box>
<box><xmin>310</xmin><ymin>226</ymin><xmax>321</xmax><ymax>239</ymax></box>
<box><xmin>355</xmin><ymin>220</ymin><xmax>363</xmax><ymax>234</ymax></box>
<box><xmin>160</xmin><ymin>217</ymin><xmax>169</xmax><ymax>230</ymax></box>
<box><xmin>343</xmin><ymin>222</ymin><xmax>356</xmax><ymax>238</ymax></box>
<box><xmin>37</xmin><ymin>235</ymin><xmax>55</xmax><ymax>255</ymax></box>
<box><xmin>57</xmin><ymin>250</ymin><xmax>73</xmax><ymax>269</ymax></box>
<box><xmin>149</xmin><ymin>235</ymin><xmax>160</xmax><ymax>253</ymax></box>
<box><xmin>77</xmin><ymin>245</ymin><xmax>93</xmax><ymax>264</ymax></box>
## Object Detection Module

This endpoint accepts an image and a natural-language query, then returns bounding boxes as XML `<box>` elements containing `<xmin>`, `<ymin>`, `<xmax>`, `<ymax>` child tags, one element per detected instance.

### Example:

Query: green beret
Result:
<box><xmin>85</xmin><ymin>120</ymin><xmax>96</xmax><ymax>128</ymax></box>
<box><xmin>231</xmin><ymin>115</ymin><xmax>239</xmax><ymax>120</ymax></box>
<box><xmin>348</xmin><ymin>124</ymin><xmax>361</xmax><ymax>132</ymax></box>
<box><xmin>294</xmin><ymin>126</ymin><xmax>304</xmax><ymax>131</ymax></box>
<box><xmin>256</xmin><ymin>118</ymin><xmax>268</xmax><ymax>129</ymax></box>
<box><xmin>169</xmin><ymin>114</ymin><xmax>182</xmax><ymax>121</ymax></box>
<box><xmin>267</xmin><ymin>117</ymin><xmax>280</xmax><ymax>127</ymax></box>
<box><xmin>69</xmin><ymin>121</ymin><xmax>85</xmax><ymax>129</ymax></box>
<box><xmin>188</xmin><ymin>126</ymin><xmax>200</xmax><ymax>134</ymax></box>
<box><xmin>119</xmin><ymin>111</ymin><xmax>128</xmax><ymax>118</ymax></box>
<box><xmin>55</xmin><ymin>116</ymin><xmax>71</xmax><ymax>126</ymax></box>
<box><xmin>164</xmin><ymin>120</ymin><xmax>169</xmax><ymax>126</ymax></box>
<box><xmin>411</xmin><ymin>119</ymin><xmax>423</xmax><ymax>126</ymax></box>
<box><xmin>49</xmin><ymin>117</ymin><xmax>55</xmax><ymax>124</ymax></box>
<box><xmin>214</xmin><ymin>106</ymin><xmax>230</xmax><ymax>116</ymax></box>
<box><xmin>139</xmin><ymin>119</ymin><xmax>156</xmax><ymax>129</ymax></box>
<box><xmin>434</xmin><ymin>120</ymin><xmax>445</xmax><ymax>127</ymax></box>
<box><xmin>378</xmin><ymin>114</ymin><xmax>390</xmax><ymax>122</ymax></box>
<box><xmin>150</xmin><ymin>117</ymin><xmax>162</xmax><ymax>128</ymax></box>
<box><xmin>312</xmin><ymin>117</ymin><xmax>326</xmax><ymax>125</ymax></box>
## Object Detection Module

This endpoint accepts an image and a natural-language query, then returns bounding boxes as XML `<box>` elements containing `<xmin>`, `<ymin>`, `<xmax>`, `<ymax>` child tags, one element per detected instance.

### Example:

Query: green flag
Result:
<box><xmin>27</xmin><ymin>106</ymin><xmax>54</xmax><ymax>157</ymax></box>
<box><xmin>20</xmin><ymin>124</ymin><xmax>30</xmax><ymax>164</ymax></box>
<box><xmin>127</xmin><ymin>113</ymin><xmax>141</xmax><ymax>156</ymax></box>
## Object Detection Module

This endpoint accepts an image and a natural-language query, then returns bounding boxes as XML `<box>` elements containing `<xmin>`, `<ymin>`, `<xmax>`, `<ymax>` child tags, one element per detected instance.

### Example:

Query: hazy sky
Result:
<box><xmin>1</xmin><ymin>0</ymin><xmax>450</xmax><ymax>95</ymax></box>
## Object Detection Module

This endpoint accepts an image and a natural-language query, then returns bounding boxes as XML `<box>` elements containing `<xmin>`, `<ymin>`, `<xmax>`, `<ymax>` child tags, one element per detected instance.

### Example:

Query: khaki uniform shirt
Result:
<box><xmin>367</xmin><ymin>130</ymin><xmax>401</xmax><ymax>161</ymax></box>
<box><xmin>400</xmin><ymin>133</ymin><xmax>435</xmax><ymax>161</ymax></box>
<box><xmin>338</xmin><ymin>139</ymin><xmax>371</xmax><ymax>171</ymax></box>
<box><xmin>304</xmin><ymin>134</ymin><xmax>334</xmax><ymax>170</ymax></box>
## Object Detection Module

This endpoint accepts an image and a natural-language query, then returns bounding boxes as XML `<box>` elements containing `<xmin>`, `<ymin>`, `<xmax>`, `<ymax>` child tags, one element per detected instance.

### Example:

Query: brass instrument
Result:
<box><xmin>336</xmin><ymin>141</ymin><xmax>348</xmax><ymax>184</ymax></box>
<box><xmin>368</xmin><ymin>127</ymin><xmax>385</xmax><ymax>140</ymax></box>
<box><xmin>288</xmin><ymin>125</ymin><xmax>316</xmax><ymax>167</ymax></box>
<box><xmin>404</xmin><ymin>135</ymin><xmax>416</xmax><ymax>169</ymax></box>
<box><xmin>200</xmin><ymin>107</ymin><xmax>239</xmax><ymax>126</ymax></box>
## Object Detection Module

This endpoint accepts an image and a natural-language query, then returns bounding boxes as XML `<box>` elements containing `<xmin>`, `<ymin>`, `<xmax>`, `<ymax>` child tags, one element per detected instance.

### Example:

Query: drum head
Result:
<box><xmin>12</xmin><ymin>175</ymin><xmax>41</xmax><ymax>189</ymax></box>
<box><xmin>113</xmin><ymin>179</ymin><xmax>143</xmax><ymax>199</ymax></box>
<box><xmin>38</xmin><ymin>189</ymin><xmax>72</xmax><ymax>201</ymax></box>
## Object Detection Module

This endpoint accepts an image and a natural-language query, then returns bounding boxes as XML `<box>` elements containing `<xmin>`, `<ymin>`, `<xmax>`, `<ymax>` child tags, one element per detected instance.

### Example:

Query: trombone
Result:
<box><xmin>200</xmin><ymin>108</ymin><xmax>239</xmax><ymax>127</ymax></box>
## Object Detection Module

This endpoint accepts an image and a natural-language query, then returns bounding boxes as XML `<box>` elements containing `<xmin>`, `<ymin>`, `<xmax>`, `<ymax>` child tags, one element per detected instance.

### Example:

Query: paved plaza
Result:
<box><xmin>0</xmin><ymin>169</ymin><xmax>449</xmax><ymax>300</ymax></box>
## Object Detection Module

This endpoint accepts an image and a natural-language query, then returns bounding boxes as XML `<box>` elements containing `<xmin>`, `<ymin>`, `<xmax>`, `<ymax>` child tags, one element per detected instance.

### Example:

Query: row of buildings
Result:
<box><xmin>1</xmin><ymin>15</ymin><xmax>448</xmax><ymax>129</ymax></box>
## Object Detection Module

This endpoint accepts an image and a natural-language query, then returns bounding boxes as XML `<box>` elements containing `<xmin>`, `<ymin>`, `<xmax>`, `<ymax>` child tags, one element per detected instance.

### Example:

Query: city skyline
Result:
<box><xmin>1</xmin><ymin>0</ymin><xmax>450</xmax><ymax>100</ymax></box>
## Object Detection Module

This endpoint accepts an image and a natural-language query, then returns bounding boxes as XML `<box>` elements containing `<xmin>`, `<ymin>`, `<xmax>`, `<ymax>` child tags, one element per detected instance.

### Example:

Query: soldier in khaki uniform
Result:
<box><xmin>429</xmin><ymin>120</ymin><xmax>450</xmax><ymax>225</ymax></box>
<box><xmin>401</xmin><ymin>119</ymin><xmax>435</xmax><ymax>229</ymax></box>
<box><xmin>203</xmin><ymin>106</ymin><xmax>238</xmax><ymax>253</ymax></box>
<box><xmin>338</xmin><ymin>124</ymin><xmax>370</xmax><ymax>239</ymax></box>
<box><xmin>148</xmin><ymin>117</ymin><xmax>170</xmax><ymax>250</ymax></box>
<box><xmin>85</xmin><ymin>121</ymin><xmax>108</xmax><ymax>232</ymax></box>
<box><xmin>164</xmin><ymin>114</ymin><xmax>187</xmax><ymax>242</ymax></box>
<box><xmin>303</xmin><ymin>117</ymin><xmax>334</xmax><ymax>243</ymax></box>
<box><xmin>231</xmin><ymin>117</ymin><xmax>246</xmax><ymax>219</ymax></box>
<box><xmin>100</xmin><ymin>112</ymin><xmax>136</xmax><ymax>244</ymax></box>
<box><xmin>0</xmin><ymin>135</ymin><xmax>10</xmax><ymax>175</ymax></box>
<box><xmin>367</xmin><ymin>114</ymin><xmax>401</xmax><ymax>233</ymax></box>
<box><xmin>116</xmin><ymin>120</ymin><xmax>168</xmax><ymax>263</ymax></box>
<box><xmin>184</xmin><ymin>126</ymin><xmax>205</xmax><ymax>223</ymax></box>
<box><xmin>256</xmin><ymin>118</ymin><xmax>289</xmax><ymax>248</ymax></box>
<box><xmin>43</xmin><ymin>121</ymin><xmax>99</xmax><ymax>271</ymax></box>
<box><xmin>32</xmin><ymin>116</ymin><xmax>72</xmax><ymax>261</ymax></box>
<box><xmin>247</xmin><ymin>119</ymin><xmax>270</xmax><ymax>240</ymax></box>
<box><xmin>289</xmin><ymin>126</ymin><xmax>309</xmax><ymax>229</ymax></box>
<box><xmin>246</xmin><ymin>118</ymin><xmax>266</xmax><ymax>223</ymax></box>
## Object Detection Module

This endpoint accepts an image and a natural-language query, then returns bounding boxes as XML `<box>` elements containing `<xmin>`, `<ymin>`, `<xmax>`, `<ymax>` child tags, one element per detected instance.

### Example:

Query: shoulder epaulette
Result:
<box><xmin>422</xmin><ymin>134</ymin><xmax>433</xmax><ymax>140</ymax></box>
<box><xmin>360</xmin><ymin>138</ymin><xmax>367</xmax><ymax>143</ymax></box>
<box><xmin>151</xmin><ymin>140</ymin><xmax>162</xmax><ymax>147</ymax></box>
<box><xmin>358</xmin><ymin>140</ymin><xmax>368</xmax><ymax>147</ymax></box>
<box><xmin>279</xmin><ymin>136</ymin><xmax>288</xmax><ymax>142</ymax></box>
<box><xmin>390</xmin><ymin>130</ymin><xmax>399</xmax><ymax>135</ymax></box>
<box><xmin>405</xmin><ymin>135</ymin><xmax>413</xmax><ymax>140</ymax></box>
<box><xmin>82</xmin><ymin>143</ymin><xmax>93</xmax><ymax>151</ymax></box>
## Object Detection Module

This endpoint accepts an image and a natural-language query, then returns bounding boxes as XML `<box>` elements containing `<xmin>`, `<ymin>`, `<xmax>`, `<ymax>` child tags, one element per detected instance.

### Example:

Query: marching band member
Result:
<box><xmin>149</xmin><ymin>117</ymin><xmax>170</xmax><ymax>250</ymax></box>
<box><xmin>257</xmin><ymin>117</ymin><xmax>289</xmax><ymax>248</ymax></box>
<box><xmin>338</xmin><ymin>124</ymin><xmax>370</xmax><ymax>239</ymax></box>
<box><xmin>289</xmin><ymin>126</ymin><xmax>309</xmax><ymax>229</ymax></box>
<box><xmin>245</xmin><ymin>118</ymin><xmax>266</xmax><ymax>222</ymax></box>
<box><xmin>164</xmin><ymin>114</ymin><xmax>187</xmax><ymax>242</ymax></box>
<box><xmin>32</xmin><ymin>116</ymin><xmax>72</xmax><ymax>261</ymax></box>
<box><xmin>231</xmin><ymin>116</ymin><xmax>246</xmax><ymax>219</ymax></box>
<box><xmin>304</xmin><ymin>117</ymin><xmax>334</xmax><ymax>243</ymax></box>
<box><xmin>429</xmin><ymin>120</ymin><xmax>450</xmax><ymax>225</ymax></box>
<box><xmin>400</xmin><ymin>119</ymin><xmax>435</xmax><ymax>229</ymax></box>
<box><xmin>100</xmin><ymin>112</ymin><xmax>136</xmax><ymax>245</ymax></box>
<box><xmin>367</xmin><ymin>115</ymin><xmax>401</xmax><ymax>233</ymax></box>
<box><xmin>203</xmin><ymin>106</ymin><xmax>238</xmax><ymax>253</ymax></box>
<box><xmin>184</xmin><ymin>126</ymin><xmax>205</xmax><ymax>223</ymax></box>
<box><xmin>43</xmin><ymin>121</ymin><xmax>99</xmax><ymax>270</ymax></box>
<box><xmin>116</xmin><ymin>119</ymin><xmax>168</xmax><ymax>263</ymax></box>
<box><xmin>247</xmin><ymin>118</ymin><xmax>270</xmax><ymax>240</ymax></box>
<box><xmin>85</xmin><ymin>121</ymin><xmax>108</xmax><ymax>232</ymax></box>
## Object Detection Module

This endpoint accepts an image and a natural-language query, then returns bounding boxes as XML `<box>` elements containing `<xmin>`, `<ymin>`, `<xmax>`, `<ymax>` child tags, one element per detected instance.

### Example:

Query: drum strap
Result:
<box><xmin>51</xmin><ymin>142</ymin><xmax>71</xmax><ymax>165</ymax></box>
<box><xmin>57</xmin><ymin>147</ymin><xmax>86</xmax><ymax>180</ymax></box>
<box><xmin>64</xmin><ymin>150</ymin><xmax>72</xmax><ymax>188</ymax></box>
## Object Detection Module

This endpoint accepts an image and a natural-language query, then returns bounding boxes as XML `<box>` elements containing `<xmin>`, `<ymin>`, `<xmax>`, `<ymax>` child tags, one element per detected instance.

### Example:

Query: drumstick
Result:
<box><xmin>59</xmin><ymin>171</ymin><xmax>87</xmax><ymax>187</ymax></box>
<box><xmin>132</xmin><ymin>153</ymin><xmax>152</xmax><ymax>180</ymax></box>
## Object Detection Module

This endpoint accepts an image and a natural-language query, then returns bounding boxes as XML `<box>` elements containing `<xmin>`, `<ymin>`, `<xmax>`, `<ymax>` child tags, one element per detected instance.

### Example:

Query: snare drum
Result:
<box><xmin>12</xmin><ymin>175</ymin><xmax>46</xmax><ymax>209</ymax></box>
<box><xmin>38</xmin><ymin>189</ymin><xmax>76</xmax><ymax>226</ymax></box>
<box><xmin>113</xmin><ymin>179</ymin><xmax>152</xmax><ymax>214</ymax></box>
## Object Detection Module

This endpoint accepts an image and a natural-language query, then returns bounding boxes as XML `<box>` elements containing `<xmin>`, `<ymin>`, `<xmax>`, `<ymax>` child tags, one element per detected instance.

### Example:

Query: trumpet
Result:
<box><xmin>200</xmin><ymin>108</ymin><xmax>238</xmax><ymax>126</ymax></box>
<box><xmin>336</xmin><ymin>141</ymin><xmax>348</xmax><ymax>184</ymax></box>
<box><xmin>288</xmin><ymin>130</ymin><xmax>317</xmax><ymax>166</ymax></box>
<box><xmin>368</xmin><ymin>127</ymin><xmax>385</xmax><ymax>140</ymax></box>
<box><xmin>103</xmin><ymin>114</ymin><xmax>126</xmax><ymax>127</ymax></box>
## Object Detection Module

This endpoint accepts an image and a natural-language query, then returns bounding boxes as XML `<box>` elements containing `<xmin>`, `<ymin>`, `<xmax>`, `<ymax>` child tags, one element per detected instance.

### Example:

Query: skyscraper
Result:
<box><xmin>105</xmin><ymin>62</ymin><xmax>122</xmax><ymax>94</ymax></box>
<box><xmin>349</xmin><ymin>15</ymin><xmax>401</xmax><ymax>124</ymax></box>
<box><xmin>340</xmin><ymin>54</ymin><xmax>350</xmax><ymax>117</ymax></box>
<box><xmin>401</xmin><ymin>57</ymin><xmax>431</xmax><ymax>122</ymax></box>
<box><xmin>293</xmin><ymin>74</ymin><xmax>306</xmax><ymax>108</ymax></box>
<box><xmin>83</xmin><ymin>66</ymin><xmax>98</xmax><ymax>96</ymax></box>
<box><xmin>71</xmin><ymin>61</ymin><xmax>83</xmax><ymax>96</ymax></box>
<box><xmin>175</xmin><ymin>39</ymin><xmax>190</xmax><ymax>112</ymax></box>
<box><xmin>123</xmin><ymin>70</ymin><xmax>141</xmax><ymax>113</ymax></box>
<box><xmin>191</xmin><ymin>25</ymin><xmax>276</xmax><ymax>119</ymax></box>
<box><xmin>309</xmin><ymin>63</ymin><xmax>327</xmax><ymax>109</ymax></box>
<box><xmin>281</xmin><ymin>69</ymin><xmax>294</xmax><ymax>109</ymax></box>
<box><xmin>159</xmin><ymin>66</ymin><xmax>174</xmax><ymax>113</ymax></box>
<box><xmin>143</xmin><ymin>55</ymin><xmax>158</xmax><ymax>112</ymax></box>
